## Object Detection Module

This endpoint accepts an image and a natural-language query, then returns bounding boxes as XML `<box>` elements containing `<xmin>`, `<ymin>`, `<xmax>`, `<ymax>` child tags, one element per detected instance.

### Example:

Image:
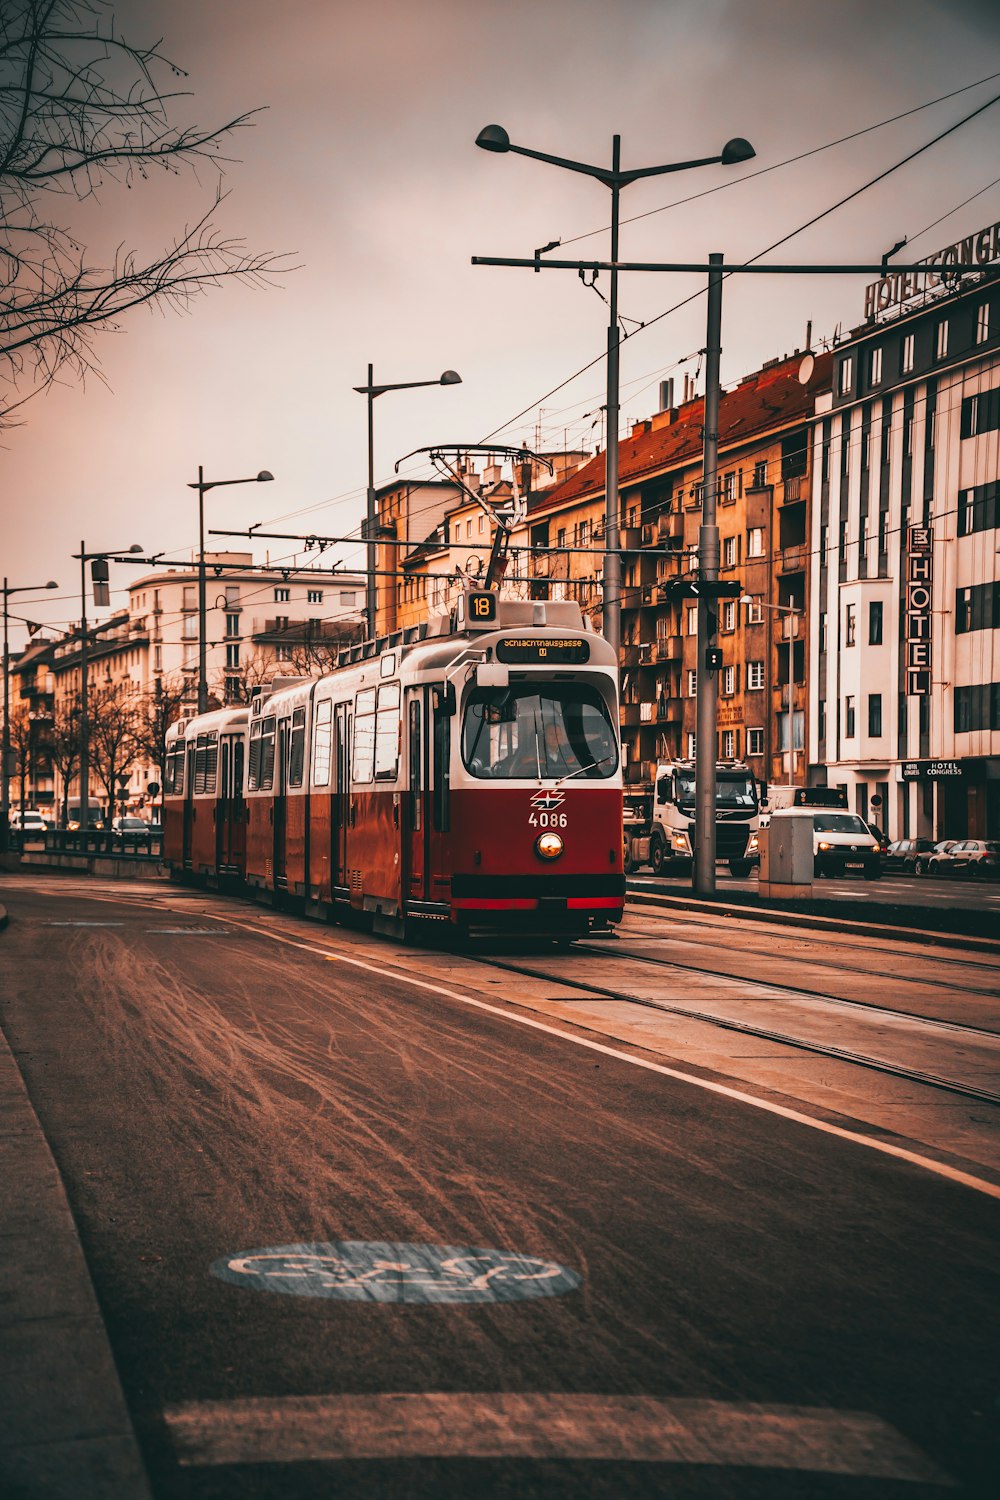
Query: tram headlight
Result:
<box><xmin>535</xmin><ymin>832</ymin><xmax>564</xmax><ymax>861</ymax></box>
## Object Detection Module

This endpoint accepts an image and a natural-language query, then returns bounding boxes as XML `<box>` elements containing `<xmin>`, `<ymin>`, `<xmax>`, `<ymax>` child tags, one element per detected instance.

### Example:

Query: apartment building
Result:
<box><xmin>810</xmin><ymin>251</ymin><xmax>1000</xmax><ymax>839</ymax></box>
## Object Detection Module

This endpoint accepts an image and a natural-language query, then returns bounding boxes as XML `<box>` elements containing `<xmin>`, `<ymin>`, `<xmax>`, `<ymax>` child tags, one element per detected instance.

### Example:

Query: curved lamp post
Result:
<box><xmin>187</xmin><ymin>469</ymin><xmax>274</xmax><ymax>713</ymax></box>
<box><xmin>474</xmin><ymin>125</ymin><xmax>753</xmax><ymax>662</ymax></box>
<box><xmin>353</xmin><ymin>367</ymin><xmax>461</xmax><ymax>634</ymax></box>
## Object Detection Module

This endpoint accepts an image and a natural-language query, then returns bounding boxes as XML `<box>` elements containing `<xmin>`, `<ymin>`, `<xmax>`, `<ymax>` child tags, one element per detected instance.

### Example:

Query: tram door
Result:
<box><xmin>405</xmin><ymin>689</ymin><xmax>429</xmax><ymax>901</ymax></box>
<box><xmin>274</xmin><ymin>717</ymin><xmax>289</xmax><ymax>885</ymax></box>
<box><xmin>230</xmin><ymin>738</ymin><xmax>246</xmax><ymax>869</ymax></box>
<box><xmin>182</xmin><ymin>739</ymin><xmax>196</xmax><ymax>866</ymax></box>
<box><xmin>332</xmin><ymin>704</ymin><xmax>350</xmax><ymax>891</ymax></box>
<box><xmin>216</xmin><ymin>739</ymin><xmax>230</xmax><ymax>869</ymax></box>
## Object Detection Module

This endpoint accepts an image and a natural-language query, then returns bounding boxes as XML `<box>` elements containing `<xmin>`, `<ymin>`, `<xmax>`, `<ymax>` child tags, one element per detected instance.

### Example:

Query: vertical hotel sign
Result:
<box><xmin>906</xmin><ymin>526</ymin><xmax>933</xmax><ymax>695</ymax></box>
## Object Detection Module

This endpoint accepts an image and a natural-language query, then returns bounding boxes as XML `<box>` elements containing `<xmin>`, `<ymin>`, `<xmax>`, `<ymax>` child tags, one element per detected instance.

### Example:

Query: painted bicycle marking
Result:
<box><xmin>210</xmin><ymin>1240</ymin><xmax>581</xmax><ymax>1303</ymax></box>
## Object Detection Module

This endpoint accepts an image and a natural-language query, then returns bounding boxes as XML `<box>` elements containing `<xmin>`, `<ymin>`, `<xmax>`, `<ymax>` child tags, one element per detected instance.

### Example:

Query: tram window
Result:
<box><xmin>374</xmin><ymin>682</ymin><xmax>401</xmax><ymax>778</ymax></box>
<box><xmin>462</xmin><ymin>683</ymin><xmax>618</xmax><ymax>780</ymax></box>
<box><xmin>248</xmin><ymin>721</ymin><xmax>262</xmax><ymax>790</ymax></box>
<box><xmin>289</xmin><ymin>707</ymin><xmax>306</xmax><ymax>788</ymax></box>
<box><xmin>313</xmin><ymin>699</ymin><xmax>332</xmax><ymax>787</ymax></box>
<box><xmin>164</xmin><ymin>746</ymin><xmax>184</xmax><ymax>795</ymax></box>
<box><xmin>194</xmin><ymin>733</ymin><xmax>218</xmax><ymax>795</ymax></box>
<box><xmin>233</xmin><ymin>741</ymin><xmax>245</xmax><ymax>803</ymax></box>
<box><xmin>259</xmin><ymin>716</ymin><xmax>276</xmax><ymax>791</ymax></box>
<box><xmin>433</xmin><ymin>701</ymin><xmax>451</xmax><ymax>832</ymax></box>
<box><xmin>353</xmin><ymin>688</ymin><xmax>376</xmax><ymax>783</ymax></box>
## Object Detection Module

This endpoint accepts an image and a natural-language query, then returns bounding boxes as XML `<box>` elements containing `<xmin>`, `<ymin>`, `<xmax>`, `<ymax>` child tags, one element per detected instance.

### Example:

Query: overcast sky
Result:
<box><xmin>3</xmin><ymin>0</ymin><xmax>1000</xmax><ymax>646</ymax></box>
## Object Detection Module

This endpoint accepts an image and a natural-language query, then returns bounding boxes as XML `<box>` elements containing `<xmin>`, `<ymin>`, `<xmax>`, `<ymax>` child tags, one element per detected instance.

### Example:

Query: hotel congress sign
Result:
<box><xmin>864</xmin><ymin>218</ymin><xmax>1000</xmax><ymax>320</ymax></box>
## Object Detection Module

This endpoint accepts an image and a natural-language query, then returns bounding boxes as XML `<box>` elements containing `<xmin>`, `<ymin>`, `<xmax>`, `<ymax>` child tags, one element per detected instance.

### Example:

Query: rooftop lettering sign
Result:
<box><xmin>864</xmin><ymin>220</ymin><xmax>1000</xmax><ymax>321</ymax></box>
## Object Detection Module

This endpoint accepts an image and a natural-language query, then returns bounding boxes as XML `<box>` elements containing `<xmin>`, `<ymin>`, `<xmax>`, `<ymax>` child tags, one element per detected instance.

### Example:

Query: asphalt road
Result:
<box><xmin>629</xmin><ymin>868</ymin><xmax>1000</xmax><ymax>913</ymax></box>
<box><xmin>2</xmin><ymin>879</ymin><xmax>999</xmax><ymax>1499</ymax></box>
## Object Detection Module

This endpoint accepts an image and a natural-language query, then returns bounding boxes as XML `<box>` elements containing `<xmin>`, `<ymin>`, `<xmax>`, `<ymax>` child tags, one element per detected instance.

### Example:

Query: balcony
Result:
<box><xmin>654</xmin><ymin>635</ymin><xmax>683</xmax><ymax>663</ymax></box>
<box><xmin>781</xmin><ymin>475</ymin><xmax>805</xmax><ymax>504</ymax></box>
<box><xmin>362</xmin><ymin>515</ymin><xmax>397</xmax><ymax>540</ymax></box>
<box><xmin>780</xmin><ymin>544</ymin><xmax>807</xmax><ymax>574</ymax></box>
<box><xmin>656</xmin><ymin>700</ymin><xmax>682</xmax><ymax>724</ymax></box>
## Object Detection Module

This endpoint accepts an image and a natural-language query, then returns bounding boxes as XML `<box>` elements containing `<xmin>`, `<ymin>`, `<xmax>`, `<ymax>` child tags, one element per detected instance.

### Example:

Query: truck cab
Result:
<box><xmin>624</xmin><ymin>760</ymin><xmax>760</xmax><ymax>877</ymax></box>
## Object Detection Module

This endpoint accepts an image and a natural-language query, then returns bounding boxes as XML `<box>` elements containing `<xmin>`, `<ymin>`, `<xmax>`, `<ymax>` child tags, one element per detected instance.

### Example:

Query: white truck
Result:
<box><xmin>623</xmin><ymin>759</ymin><xmax>760</xmax><ymax>877</ymax></box>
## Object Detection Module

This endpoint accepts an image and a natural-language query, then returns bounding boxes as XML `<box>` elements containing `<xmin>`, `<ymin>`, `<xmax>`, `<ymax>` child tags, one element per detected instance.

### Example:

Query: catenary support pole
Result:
<box><xmin>694</xmin><ymin>253</ymin><xmax>724</xmax><ymax>896</ymax></box>
<box><xmin>79</xmin><ymin>543</ymin><xmax>90</xmax><ymax>834</ymax></box>
<box><xmin>1</xmin><ymin>580</ymin><xmax>9</xmax><ymax>852</ymax></box>
<box><xmin>365</xmin><ymin>364</ymin><xmax>376</xmax><ymax>635</ymax></box>
<box><xmin>603</xmin><ymin>137</ymin><xmax>622</xmax><ymax>662</ymax></box>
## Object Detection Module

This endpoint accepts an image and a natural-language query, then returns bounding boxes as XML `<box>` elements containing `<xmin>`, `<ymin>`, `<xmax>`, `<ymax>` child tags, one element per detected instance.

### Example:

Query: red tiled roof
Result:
<box><xmin>530</xmin><ymin>350</ymin><xmax>832</xmax><ymax>516</ymax></box>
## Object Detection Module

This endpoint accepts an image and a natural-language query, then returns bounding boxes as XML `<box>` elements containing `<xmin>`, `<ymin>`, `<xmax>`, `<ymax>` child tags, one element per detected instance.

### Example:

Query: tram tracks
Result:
<box><xmin>466</xmin><ymin>940</ymin><xmax>1000</xmax><ymax>1109</ymax></box>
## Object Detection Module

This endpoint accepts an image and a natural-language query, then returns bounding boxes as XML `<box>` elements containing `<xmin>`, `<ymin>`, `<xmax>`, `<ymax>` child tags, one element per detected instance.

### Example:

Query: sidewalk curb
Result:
<box><xmin>0</xmin><ymin>899</ymin><xmax>152</xmax><ymax>1498</ymax></box>
<box><xmin>626</xmin><ymin>887</ymin><xmax>1000</xmax><ymax>955</ymax></box>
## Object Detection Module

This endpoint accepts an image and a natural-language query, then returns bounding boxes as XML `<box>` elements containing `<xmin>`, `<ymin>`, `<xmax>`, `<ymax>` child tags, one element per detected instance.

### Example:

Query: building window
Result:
<box><xmin>721</xmin><ymin>600</ymin><xmax>736</xmax><ymax>632</ymax></box>
<box><xmin>226</xmin><ymin>613</ymin><xmax>240</xmax><ymax>637</ymax></box>
<box><xmin>724</xmin><ymin>472</ymin><xmax>736</xmax><ymax>504</ymax></box>
<box><xmin>226</xmin><ymin>643</ymin><xmax>240</xmax><ymax>669</ymax></box>
<box><xmin>958</xmin><ymin>480</ymin><xmax>1000</xmax><ymax>535</ymax></box>
<box><xmin>954</xmin><ymin>682</ymin><xmax>1000</xmax><ymax>733</ymax></box>
<box><xmin>722</xmin><ymin>665</ymin><xmax>736</xmax><ymax>696</ymax></box>
<box><xmin>747</xmin><ymin>660</ymin><xmax>765</xmax><ymax>691</ymax></box>
<box><xmin>838</xmin><ymin>357</ymin><xmax>853</xmax><ymax>396</ymax></box>
<box><xmin>722</xmin><ymin>729</ymin><xmax>736</xmax><ymax>758</ymax></box>
<box><xmin>753</xmin><ymin>460</ymin><xmax>767</xmax><ymax>488</ymax></box>
<box><xmin>955</xmin><ymin>581</ymin><xmax>1000</xmax><ymax>634</ymax></box>
<box><xmin>976</xmin><ymin>303</ymin><xmax>990</xmax><ymax>344</ymax></box>
<box><xmin>579</xmin><ymin>520</ymin><xmax>590</xmax><ymax>546</ymax></box>
<box><xmin>722</xmin><ymin>535</ymin><xmax>738</xmax><ymax>567</ymax></box>
<box><xmin>224</xmin><ymin>584</ymin><xmax>240</xmax><ymax>608</ymax></box>
<box><xmin>869</xmin><ymin>346</ymin><xmax>882</xmax><ymax>385</ymax></box>
<box><xmin>153</xmin><ymin>645</ymin><xmax>162</xmax><ymax>671</ymax></box>
<box><xmin>274</xmin><ymin>587</ymin><xmax>290</xmax><ymax>602</ymax></box>
<box><xmin>845</xmin><ymin>603</ymin><xmax>856</xmax><ymax>646</ymax></box>
<box><xmin>747</xmin><ymin>527</ymin><xmax>765</xmax><ymax>558</ymax></box>
<box><xmin>556</xmin><ymin>527</ymin><xmax>567</xmax><ymax>548</ymax></box>
<box><xmin>182</xmin><ymin>613</ymin><xmax>198</xmax><ymax>639</ymax></box>
<box><xmin>747</xmin><ymin>727</ymin><xmax>764</xmax><ymax>756</ymax></box>
<box><xmin>868</xmin><ymin>693</ymin><xmax>882</xmax><ymax>737</ymax></box>
<box><xmin>935</xmin><ymin>319</ymin><xmax>949</xmax><ymax>360</ymax></box>
<box><xmin>307</xmin><ymin>589</ymin><xmax>323</xmax><ymax>604</ymax></box>
<box><xmin>818</xmin><ymin>699</ymin><xmax>826</xmax><ymax>741</ymax></box>
<box><xmin>687</xmin><ymin>669</ymin><xmax>698</xmax><ymax>697</ymax></box>
<box><xmin>686</xmin><ymin>732</ymin><xmax>697</xmax><ymax>758</ymax></box>
<box><xmin>686</xmin><ymin>605</ymin><xmax>698</xmax><ymax>636</ymax></box>
<box><xmin>845</xmin><ymin>696</ymin><xmax>856</xmax><ymax>738</ymax></box>
<box><xmin>182</xmin><ymin>585</ymin><xmax>197</xmax><ymax>611</ymax></box>
<box><xmin>901</xmin><ymin>333</ymin><xmax>914</xmax><ymax>374</ymax></box>
<box><xmin>839</xmin><ymin>519</ymin><xmax>848</xmax><ymax>563</ymax></box>
<box><xmin>340</xmin><ymin>590</ymin><xmax>357</xmax><ymax>607</ymax></box>
<box><xmin>745</xmin><ymin>597</ymin><xmax>764</xmax><ymax>624</ymax></box>
<box><xmin>274</xmin><ymin>615</ymin><xmax>289</xmax><ymax>631</ymax></box>
<box><xmin>961</xmin><ymin>388</ymin><xmax>1000</xmax><ymax>439</ymax></box>
<box><xmin>869</xmin><ymin>600</ymin><xmax>883</xmax><ymax>644</ymax></box>
<box><xmin>819</xmin><ymin>612</ymin><xmax>827</xmax><ymax>654</ymax></box>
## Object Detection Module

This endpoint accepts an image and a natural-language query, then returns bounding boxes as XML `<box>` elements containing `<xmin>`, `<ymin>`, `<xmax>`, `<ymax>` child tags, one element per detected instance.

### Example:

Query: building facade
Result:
<box><xmin>810</xmin><ymin>260</ymin><xmax>1000</xmax><ymax>839</ymax></box>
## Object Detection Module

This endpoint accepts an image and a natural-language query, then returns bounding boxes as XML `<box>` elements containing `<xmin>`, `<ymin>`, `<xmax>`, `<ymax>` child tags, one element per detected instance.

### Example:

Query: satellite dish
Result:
<box><xmin>797</xmin><ymin>353</ymin><xmax>815</xmax><ymax>385</ymax></box>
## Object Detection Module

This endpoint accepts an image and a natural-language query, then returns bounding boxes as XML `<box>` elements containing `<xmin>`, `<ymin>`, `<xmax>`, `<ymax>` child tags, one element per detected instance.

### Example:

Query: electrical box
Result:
<box><xmin>758</xmin><ymin>811</ymin><xmax>814</xmax><ymax>898</ymax></box>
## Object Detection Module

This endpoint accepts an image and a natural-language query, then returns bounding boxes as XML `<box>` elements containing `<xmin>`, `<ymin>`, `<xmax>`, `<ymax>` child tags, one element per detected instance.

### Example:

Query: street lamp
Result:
<box><xmin>187</xmin><ymin>468</ymin><xmax>274</xmax><ymax>714</ymax></box>
<box><xmin>1</xmin><ymin>577</ymin><xmax>57</xmax><ymax>853</ymax></box>
<box><xmin>353</xmin><ymin>367</ymin><xmax>462</xmax><ymax>635</ymax></box>
<box><xmin>475</xmin><ymin>125</ymin><xmax>754</xmax><ymax>660</ymax></box>
<box><xmin>741</xmin><ymin>594</ymin><xmax>805</xmax><ymax>784</ymax></box>
<box><xmin>73</xmin><ymin>543</ymin><xmax>143</xmax><ymax>837</ymax></box>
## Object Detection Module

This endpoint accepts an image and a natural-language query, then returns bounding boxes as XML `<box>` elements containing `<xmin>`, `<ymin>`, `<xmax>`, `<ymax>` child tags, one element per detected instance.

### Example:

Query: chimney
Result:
<box><xmin>659</xmin><ymin>378</ymin><xmax>674</xmax><ymax>412</ymax></box>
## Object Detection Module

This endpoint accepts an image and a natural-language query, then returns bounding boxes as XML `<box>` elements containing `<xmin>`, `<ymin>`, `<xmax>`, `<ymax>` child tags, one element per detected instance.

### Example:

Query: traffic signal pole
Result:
<box><xmin>694</xmin><ymin>254</ymin><xmax>723</xmax><ymax>895</ymax></box>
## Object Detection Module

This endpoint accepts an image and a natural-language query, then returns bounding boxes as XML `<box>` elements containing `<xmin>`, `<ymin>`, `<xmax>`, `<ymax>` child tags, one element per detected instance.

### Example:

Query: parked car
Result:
<box><xmin>883</xmin><ymin>837</ymin><xmax>937</xmax><ymax>873</ymax></box>
<box><xmin>8</xmin><ymin>809</ymin><xmax>48</xmax><ymax>833</ymax></box>
<box><xmin>947</xmin><ymin>839</ymin><xmax>1000</xmax><ymax>878</ymax></box>
<box><xmin>913</xmin><ymin>840</ymin><xmax>959</xmax><ymax>876</ymax></box>
<box><xmin>111</xmin><ymin>816</ymin><xmax>154</xmax><ymax>846</ymax></box>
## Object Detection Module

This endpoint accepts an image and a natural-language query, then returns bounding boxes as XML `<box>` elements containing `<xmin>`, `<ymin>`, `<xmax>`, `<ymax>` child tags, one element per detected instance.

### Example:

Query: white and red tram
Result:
<box><xmin>162</xmin><ymin>591</ymin><xmax>625</xmax><ymax>938</ymax></box>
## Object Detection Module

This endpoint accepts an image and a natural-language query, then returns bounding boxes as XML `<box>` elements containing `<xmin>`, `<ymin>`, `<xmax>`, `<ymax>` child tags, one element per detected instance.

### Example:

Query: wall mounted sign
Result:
<box><xmin>906</xmin><ymin>526</ymin><xmax>933</xmax><ymax>697</ymax></box>
<box><xmin>864</xmin><ymin>219</ymin><xmax>1000</xmax><ymax>320</ymax></box>
<box><xmin>211</xmin><ymin>1241</ymin><xmax>582</xmax><ymax>1304</ymax></box>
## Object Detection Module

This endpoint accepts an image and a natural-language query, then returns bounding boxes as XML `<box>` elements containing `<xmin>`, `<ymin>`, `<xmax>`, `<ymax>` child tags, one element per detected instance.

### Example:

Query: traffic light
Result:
<box><xmin>91</xmin><ymin>557</ymin><xmax>110</xmax><ymax>607</ymax></box>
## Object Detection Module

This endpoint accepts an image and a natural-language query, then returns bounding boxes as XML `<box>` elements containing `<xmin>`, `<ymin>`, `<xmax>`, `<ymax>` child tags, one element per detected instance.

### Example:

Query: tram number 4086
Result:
<box><xmin>529</xmin><ymin>811</ymin><xmax>568</xmax><ymax>828</ymax></box>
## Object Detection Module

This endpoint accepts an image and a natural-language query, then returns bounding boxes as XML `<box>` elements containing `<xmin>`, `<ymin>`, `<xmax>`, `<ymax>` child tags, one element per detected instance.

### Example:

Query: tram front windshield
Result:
<box><xmin>463</xmin><ymin>683</ymin><xmax>618</xmax><ymax>780</ymax></box>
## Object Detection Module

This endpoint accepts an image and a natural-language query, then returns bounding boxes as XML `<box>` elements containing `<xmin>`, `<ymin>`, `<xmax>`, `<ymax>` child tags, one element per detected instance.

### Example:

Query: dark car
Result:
<box><xmin>913</xmin><ymin>840</ymin><xmax>959</xmax><ymax>876</ymax></box>
<box><xmin>112</xmin><ymin>816</ymin><xmax>154</xmax><ymax>847</ymax></box>
<box><xmin>883</xmin><ymin>837</ymin><xmax>936</xmax><ymax>873</ymax></box>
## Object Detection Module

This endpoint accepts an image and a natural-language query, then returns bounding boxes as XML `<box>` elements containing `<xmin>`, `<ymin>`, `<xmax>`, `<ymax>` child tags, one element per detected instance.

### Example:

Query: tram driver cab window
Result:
<box><xmin>462</xmin><ymin>684</ymin><xmax>618</xmax><ymax>781</ymax></box>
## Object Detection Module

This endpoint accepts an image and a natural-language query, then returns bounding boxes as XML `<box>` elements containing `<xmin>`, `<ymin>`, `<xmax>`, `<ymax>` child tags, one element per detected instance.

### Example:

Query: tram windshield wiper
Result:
<box><xmin>550</xmin><ymin>753</ymin><xmax>616</xmax><ymax>789</ymax></box>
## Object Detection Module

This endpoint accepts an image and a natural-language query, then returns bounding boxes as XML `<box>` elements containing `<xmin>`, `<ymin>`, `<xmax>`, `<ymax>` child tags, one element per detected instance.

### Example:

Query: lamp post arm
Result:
<box><xmin>353</xmin><ymin>377</ymin><xmax>451</xmax><ymax>398</ymax></box>
<box><xmin>616</xmin><ymin>153</ymin><xmax>723</xmax><ymax>186</ymax></box>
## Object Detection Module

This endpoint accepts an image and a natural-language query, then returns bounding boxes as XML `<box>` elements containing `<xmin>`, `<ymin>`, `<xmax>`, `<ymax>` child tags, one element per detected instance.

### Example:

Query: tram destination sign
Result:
<box><xmin>496</xmin><ymin>636</ymin><xmax>590</xmax><ymax>664</ymax></box>
<box><xmin>864</xmin><ymin>217</ymin><xmax>1000</xmax><ymax>321</ymax></box>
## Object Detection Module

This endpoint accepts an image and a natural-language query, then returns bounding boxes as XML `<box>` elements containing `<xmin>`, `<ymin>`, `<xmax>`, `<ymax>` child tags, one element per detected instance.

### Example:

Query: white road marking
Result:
<box><xmin>43</xmin><ymin>919</ymin><xmax>124</xmax><ymax>926</ymax></box>
<box><xmin>33</xmin><ymin>884</ymin><xmax>1000</xmax><ymax>1202</ymax></box>
<box><xmin>164</xmin><ymin>1393</ymin><xmax>951</xmax><ymax>1481</ymax></box>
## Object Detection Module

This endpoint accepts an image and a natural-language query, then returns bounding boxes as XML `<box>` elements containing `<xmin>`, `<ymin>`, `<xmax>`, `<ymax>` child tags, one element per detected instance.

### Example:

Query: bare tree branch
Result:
<box><xmin>0</xmin><ymin>0</ymin><xmax>291</xmax><ymax>424</ymax></box>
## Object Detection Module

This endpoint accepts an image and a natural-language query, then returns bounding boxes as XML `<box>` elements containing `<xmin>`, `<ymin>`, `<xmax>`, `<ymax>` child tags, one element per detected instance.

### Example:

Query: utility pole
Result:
<box><xmin>693</xmin><ymin>254</ymin><xmax>724</xmax><ymax>896</ymax></box>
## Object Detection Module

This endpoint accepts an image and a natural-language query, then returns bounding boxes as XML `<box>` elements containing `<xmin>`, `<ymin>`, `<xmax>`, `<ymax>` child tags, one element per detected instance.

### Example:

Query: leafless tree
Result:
<box><xmin>215</xmin><ymin>621</ymin><xmax>365</xmax><ymax>703</ymax></box>
<box><xmin>87</xmin><ymin>680</ymin><xmax>139</xmax><ymax>813</ymax></box>
<box><xmin>5</xmin><ymin>702</ymin><xmax>34</xmax><ymax>815</ymax></box>
<box><xmin>132</xmin><ymin>675</ymin><xmax>188</xmax><ymax>787</ymax></box>
<box><xmin>0</xmin><ymin>0</ymin><xmax>289</xmax><ymax>423</ymax></box>
<box><xmin>44</xmin><ymin>695</ymin><xmax>82</xmax><ymax>826</ymax></box>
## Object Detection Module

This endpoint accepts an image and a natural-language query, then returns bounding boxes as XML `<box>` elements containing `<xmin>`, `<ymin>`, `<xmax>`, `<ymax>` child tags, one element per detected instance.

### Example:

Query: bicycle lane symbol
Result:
<box><xmin>210</xmin><ymin>1241</ymin><xmax>582</xmax><ymax>1304</ymax></box>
